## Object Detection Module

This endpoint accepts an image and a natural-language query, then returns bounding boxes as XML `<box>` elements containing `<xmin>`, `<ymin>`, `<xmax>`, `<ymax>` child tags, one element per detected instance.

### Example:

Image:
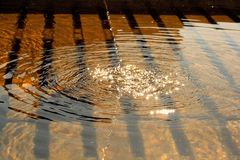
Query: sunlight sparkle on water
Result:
<box><xmin>89</xmin><ymin>64</ymin><xmax>185</xmax><ymax>99</ymax></box>
<box><xmin>150</xmin><ymin>109</ymin><xmax>176</xmax><ymax>115</ymax></box>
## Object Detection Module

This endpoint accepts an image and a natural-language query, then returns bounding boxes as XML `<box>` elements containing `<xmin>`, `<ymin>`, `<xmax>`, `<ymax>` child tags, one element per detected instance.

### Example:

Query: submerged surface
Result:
<box><xmin>0</xmin><ymin>12</ymin><xmax>240</xmax><ymax>160</ymax></box>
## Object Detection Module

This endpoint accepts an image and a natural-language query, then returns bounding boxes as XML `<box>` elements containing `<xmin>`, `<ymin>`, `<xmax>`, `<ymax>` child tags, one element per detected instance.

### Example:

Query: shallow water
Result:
<box><xmin>0</xmin><ymin>12</ymin><xmax>240</xmax><ymax>159</ymax></box>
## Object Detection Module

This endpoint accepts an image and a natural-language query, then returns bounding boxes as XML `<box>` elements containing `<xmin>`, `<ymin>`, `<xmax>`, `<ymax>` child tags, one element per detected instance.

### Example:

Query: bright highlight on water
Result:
<box><xmin>89</xmin><ymin>64</ymin><xmax>185</xmax><ymax>99</ymax></box>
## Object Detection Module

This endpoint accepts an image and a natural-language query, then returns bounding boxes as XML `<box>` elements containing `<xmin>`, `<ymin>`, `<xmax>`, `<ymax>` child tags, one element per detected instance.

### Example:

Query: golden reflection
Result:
<box><xmin>89</xmin><ymin>64</ymin><xmax>185</xmax><ymax>99</ymax></box>
<box><xmin>149</xmin><ymin>109</ymin><xmax>175</xmax><ymax>115</ymax></box>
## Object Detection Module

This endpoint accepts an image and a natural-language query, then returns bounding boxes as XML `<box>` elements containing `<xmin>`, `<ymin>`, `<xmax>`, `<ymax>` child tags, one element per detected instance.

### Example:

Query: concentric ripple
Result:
<box><xmin>0</xmin><ymin>39</ymin><xmax>188</xmax><ymax>122</ymax></box>
<box><xmin>2</xmin><ymin>22</ymin><xmax>239</xmax><ymax>123</ymax></box>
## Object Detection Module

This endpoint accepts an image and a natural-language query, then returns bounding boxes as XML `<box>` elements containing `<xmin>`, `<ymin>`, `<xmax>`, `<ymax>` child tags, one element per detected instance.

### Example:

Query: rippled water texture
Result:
<box><xmin>0</xmin><ymin>12</ymin><xmax>240</xmax><ymax>160</ymax></box>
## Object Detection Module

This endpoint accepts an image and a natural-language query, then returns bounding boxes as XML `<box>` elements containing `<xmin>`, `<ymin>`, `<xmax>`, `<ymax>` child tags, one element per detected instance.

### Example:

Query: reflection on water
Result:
<box><xmin>89</xmin><ymin>64</ymin><xmax>184</xmax><ymax>99</ymax></box>
<box><xmin>0</xmin><ymin>42</ymin><xmax>186</xmax><ymax>122</ymax></box>
<box><xmin>0</xmin><ymin>13</ymin><xmax>240</xmax><ymax>159</ymax></box>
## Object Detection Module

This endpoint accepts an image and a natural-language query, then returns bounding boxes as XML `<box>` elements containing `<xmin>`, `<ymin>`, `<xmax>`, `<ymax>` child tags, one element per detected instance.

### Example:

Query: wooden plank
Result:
<box><xmin>12</xmin><ymin>14</ymin><xmax>44</xmax><ymax>86</ymax></box>
<box><xmin>0</xmin><ymin>14</ymin><xmax>18</xmax><ymax>86</ymax></box>
<box><xmin>8</xmin><ymin>14</ymin><xmax>44</xmax><ymax>118</ymax></box>
<box><xmin>81</xmin><ymin>14</ymin><xmax>109</xmax><ymax>70</ymax></box>
<box><xmin>184</xmin><ymin>15</ymin><xmax>209</xmax><ymax>23</ymax></box>
<box><xmin>160</xmin><ymin>15</ymin><xmax>183</xmax><ymax>28</ymax></box>
<box><xmin>211</xmin><ymin>15</ymin><xmax>234</xmax><ymax>22</ymax></box>
<box><xmin>1</xmin><ymin>14</ymin><xmax>44</xmax><ymax>159</ymax></box>
<box><xmin>53</xmin><ymin>14</ymin><xmax>75</xmax><ymax>47</ymax></box>
<box><xmin>110</xmin><ymin>14</ymin><xmax>146</xmax><ymax>66</ymax></box>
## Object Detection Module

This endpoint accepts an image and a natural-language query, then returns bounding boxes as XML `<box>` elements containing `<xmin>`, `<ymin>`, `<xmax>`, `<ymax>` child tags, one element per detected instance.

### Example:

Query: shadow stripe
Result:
<box><xmin>120</xmin><ymin>97</ymin><xmax>146</xmax><ymax>158</ymax></box>
<box><xmin>34</xmin><ymin>9</ymin><xmax>54</xmax><ymax>160</ymax></box>
<box><xmin>0</xmin><ymin>87</ymin><xmax>9</xmax><ymax>133</ymax></box>
<box><xmin>98</xmin><ymin>2</ymin><xmax>146</xmax><ymax>158</ymax></box>
<box><xmin>176</xmin><ymin>9</ymin><xmax>240</xmax><ymax>93</ymax></box>
<box><xmin>160</xmin><ymin>95</ymin><xmax>195</xmax><ymax>159</ymax></box>
<box><xmin>223</xmin><ymin>9</ymin><xmax>240</xmax><ymax>23</ymax></box>
<box><xmin>4</xmin><ymin>7</ymin><xmax>27</xmax><ymax>85</ymax></box>
<box><xmin>72</xmin><ymin>10</ymin><xmax>99</xmax><ymax>158</ymax></box>
<box><xmin>122</xmin><ymin>5</ymin><xmax>194</xmax><ymax>158</ymax></box>
<box><xmin>144</xmin><ymin>2</ymin><xmax>240</xmax><ymax>157</ymax></box>
<box><xmin>179</xmin><ymin>15</ymin><xmax>240</xmax><ymax>155</ymax></box>
<box><xmin>98</xmin><ymin>5</ymin><xmax>120</xmax><ymax>67</ymax></box>
<box><xmin>198</xmin><ymin>8</ymin><xmax>240</xmax><ymax>58</ymax></box>
<box><xmin>123</xmin><ymin>8</ymin><xmax>155</xmax><ymax>68</ymax></box>
<box><xmin>34</xmin><ymin>119</ymin><xmax>50</xmax><ymax>159</ymax></box>
<box><xmin>0</xmin><ymin>4</ymin><xmax>27</xmax><ymax>153</ymax></box>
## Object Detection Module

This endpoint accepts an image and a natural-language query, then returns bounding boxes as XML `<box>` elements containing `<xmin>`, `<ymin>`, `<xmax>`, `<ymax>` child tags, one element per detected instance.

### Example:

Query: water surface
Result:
<box><xmin>0</xmin><ymin>12</ymin><xmax>240</xmax><ymax>159</ymax></box>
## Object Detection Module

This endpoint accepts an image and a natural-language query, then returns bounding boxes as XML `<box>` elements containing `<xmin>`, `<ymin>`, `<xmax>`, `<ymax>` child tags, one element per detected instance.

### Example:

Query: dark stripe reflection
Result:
<box><xmin>160</xmin><ymin>96</ymin><xmax>195</xmax><ymax>159</ymax></box>
<box><xmin>123</xmin><ymin>8</ymin><xmax>155</xmax><ymax>68</ymax></box>
<box><xmin>4</xmin><ymin>7</ymin><xmax>27</xmax><ymax>85</ymax></box>
<box><xmin>0</xmin><ymin>88</ymin><xmax>10</xmax><ymax>148</ymax></box>
<box><xmin>98</xmin><ymin>6</ymin><xmax>120</xmax><ymax>67</ymax></box>
<box><xmin>176</xmin><ymin>9</ymin><xmax>240</xmax><ymax>93</ymax></box>
<box><xmin>175</xmin><ymin>10</ymin><xmax>240</xmax><ymax>157</ymax></box>
<box><xmin>99</xmin><ymin>4</ymin><xmax>146</xmax><ymax>158</ymax></box>
<box><xmin>197</xmin><ymin>8</ymin><xmax>240</xmax><ymax>58</ymax></box>
<box><xmin>123</xmin><ymin>6</ymin><xmax>194</xmax><ymax>159</ymax></box>
<box><xmin>144</xmin><ymin>2</ymin><xmax>240</xmax><ymax>157</ymax></box>
<box><xmin>38</xmin><ymin>10</ymin><xmax>54</xmax><ymax>87</ymax></box>
<box><xmin>34</xmin><ymin>9</ymin><xmax>55</xmax><ymax>160</ymax></box>
<box><xmin>0</xmin><ymin>5</ymin><xmax>27</xmax><ymax>153</ymax></box>
<box><xmin>72</xmin><ymin>10</ymin><xmax>98</xmax><ymax>158</ymax></box>
<box><xmin>120</xmin><ymin>97</ymin><xmax>145</xmax><ymax>158</ymax></box>
<box><xmin>223</xmin><ymin>9</ymin><xmax>240</xmax><ymax>23</ymax></box>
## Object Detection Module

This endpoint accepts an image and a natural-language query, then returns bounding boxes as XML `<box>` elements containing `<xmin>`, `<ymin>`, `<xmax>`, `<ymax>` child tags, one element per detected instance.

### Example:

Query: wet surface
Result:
<box><xmin>0</xmin><ymin>8</ymin><xmax>240</xmax><ymax>160</ymax></box>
